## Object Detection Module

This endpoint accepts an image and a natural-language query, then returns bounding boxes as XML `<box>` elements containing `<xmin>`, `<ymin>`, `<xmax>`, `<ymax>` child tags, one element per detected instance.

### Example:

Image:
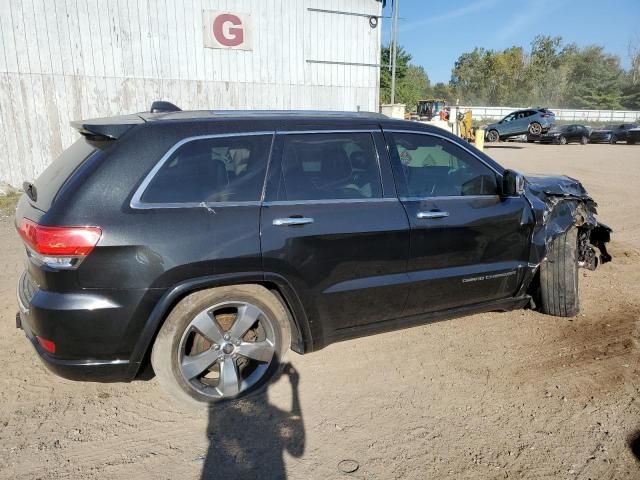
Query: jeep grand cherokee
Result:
<box><xmin>15</xmin><ymin>102</ymin><xmax>611</xmax><ymax>407</ymax></box>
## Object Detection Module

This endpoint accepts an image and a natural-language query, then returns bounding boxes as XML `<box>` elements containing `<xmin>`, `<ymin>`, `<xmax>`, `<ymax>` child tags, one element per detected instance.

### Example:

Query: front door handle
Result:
<box><xmin>273</xmin><ymin>217</ymin><xmax>314</xmax><ymax>226</ymax></box>
<box><xmin>417</xmin><ymin>211</ymin><xmax>449</xmax><ymax>219</ymax></box>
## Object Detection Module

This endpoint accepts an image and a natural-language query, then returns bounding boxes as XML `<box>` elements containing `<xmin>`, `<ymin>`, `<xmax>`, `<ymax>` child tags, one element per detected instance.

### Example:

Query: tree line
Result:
<box><xmin>380</xmin><ymin>35</ymin><xmax>640</xmax><ymax>110</ymax></box>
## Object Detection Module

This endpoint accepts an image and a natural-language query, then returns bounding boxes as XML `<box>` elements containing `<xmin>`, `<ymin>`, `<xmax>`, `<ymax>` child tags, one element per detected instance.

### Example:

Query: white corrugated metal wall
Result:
<box><xmin>0</xmin><ymin>0</ymin><xmax>382</xmax><ymax>187</ymax></box>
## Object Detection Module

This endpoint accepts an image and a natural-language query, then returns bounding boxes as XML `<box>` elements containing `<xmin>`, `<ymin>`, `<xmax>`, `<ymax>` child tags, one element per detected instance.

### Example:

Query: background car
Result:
<box><xmin>589</xmin><ymin>123</ymin><xmax>638</xmax><ymax>144</ymax></box>
<box><xmin>484</xmin><ymin>108</ymin><xmax>555</xmax><ymax>142</ymax></box>
<box><xmin>539</xmin><ymin>124</ymin><xmax>590</xmax><ymax>145</ymax></box>
<box><xmin>626</xmin><ymin>127</ymin><xmax>640</xmax><ymax>145</ymax></box>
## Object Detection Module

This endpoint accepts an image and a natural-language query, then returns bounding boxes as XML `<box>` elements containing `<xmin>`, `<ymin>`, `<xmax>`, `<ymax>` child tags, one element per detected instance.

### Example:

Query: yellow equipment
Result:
<box><xmin>457</xmin><ymin>110</ymin><xmax>475</xmax><ymax>142</ymax></box>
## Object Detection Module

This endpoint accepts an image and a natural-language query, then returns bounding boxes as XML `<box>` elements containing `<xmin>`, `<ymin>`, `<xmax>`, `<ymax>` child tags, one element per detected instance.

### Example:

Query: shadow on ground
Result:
<box><xmin>629</xmin><ymin>431</ymin><xmax>640</xmax><ymax>462</ymax></box>
<box><xmin>201</xmin><ymin>363</ymin><xmax>304</xmax><ymax>479</ymax></box>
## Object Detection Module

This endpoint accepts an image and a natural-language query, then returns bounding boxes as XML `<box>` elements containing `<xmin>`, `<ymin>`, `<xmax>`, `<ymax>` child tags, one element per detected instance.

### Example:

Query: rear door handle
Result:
<box><xmin>417</xmin><ymin>211</ymin><xmax>449</xmax><ymax>219</ymax></box>
<box><xmin>273</xmin><ymin>217</ymin><xmax>314</xmax><ymax>226</ymax></box>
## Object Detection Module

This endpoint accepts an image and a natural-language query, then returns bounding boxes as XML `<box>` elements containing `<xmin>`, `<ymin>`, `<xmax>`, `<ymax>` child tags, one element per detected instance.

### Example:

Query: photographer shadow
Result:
<box><xmin>201</xmin><ymin>363</ymin><xmax>304</xmax><ymax>480</ymax></box>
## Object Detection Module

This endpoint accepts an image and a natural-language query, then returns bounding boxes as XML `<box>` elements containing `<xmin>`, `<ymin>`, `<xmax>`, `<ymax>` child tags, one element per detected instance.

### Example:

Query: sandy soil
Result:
<box><xmin>0</xmin><ymin>143</ymin><xmax>638</xmax><ymax>479</ymax></box>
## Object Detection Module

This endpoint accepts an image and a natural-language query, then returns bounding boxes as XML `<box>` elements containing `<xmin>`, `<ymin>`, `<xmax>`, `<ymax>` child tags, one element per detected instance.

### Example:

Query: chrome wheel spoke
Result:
<box><xmin>229</xmin><ymin>304</ymin><xmax>262</xmax><ymax>338</ymax></box>
<box><xmin>191</xmin><ymin>310</ymin><xmax>224</xmax><ymax>344</ymax></box>
<box><xmin>181</xmin><ymin>349</ymin><xmax>219</xmax><ymax>380</ymax></box>
<box><xmin>237</xmin><ymin>340</ymin><xmax>274</xmax><ymax>362</ymax></box>
<box><xmin>218</xmin><ymin>357</ymin><xmax>240</xmax><ymax>397</ymax></box>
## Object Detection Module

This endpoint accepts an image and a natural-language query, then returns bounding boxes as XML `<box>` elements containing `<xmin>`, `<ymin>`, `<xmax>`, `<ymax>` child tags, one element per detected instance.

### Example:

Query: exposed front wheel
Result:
<box><xmin>558</xmin><ymin>135</ymin><xmax>567</xmax><ymax>145</ymax></box>
<box><xmin>486</xmin><ymin>129</ymin><xmax>499</xmax><ymax>142</ymax></box>
<box><xmin>528</xmin><ymin>122</ymin><xmax>542</xmax><ymax>135</ymax></box>
<box><xmin>151</xmin><ymin>285</ymin><xmax>291</xmax><ymax>408</ymax></box>
<box><xmin>540</xmin><ymin>227</ymin><xmax>579</xmax><ymax>317</ymax></box>
<box><xmin>609</xmin><ymin>136</ymin><xmax>617</xmax><ymax>144</ymax></box>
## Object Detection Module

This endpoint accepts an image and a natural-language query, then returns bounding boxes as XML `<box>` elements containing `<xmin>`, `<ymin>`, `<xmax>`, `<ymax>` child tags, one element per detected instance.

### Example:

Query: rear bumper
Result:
<box><xmin>17</xmin><ymin>311</ymin><xmax>130</xmax><ymax>381</ymax></box>
<box><xmin>16</xmin><ymin>270</ymin><xmax>141</xmax><ymax>382</ymax></box>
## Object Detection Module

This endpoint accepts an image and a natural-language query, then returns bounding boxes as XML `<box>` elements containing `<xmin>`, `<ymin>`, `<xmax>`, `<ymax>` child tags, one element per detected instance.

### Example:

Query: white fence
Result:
<box><xmin>461</xmin><ymin>106</ymin><xmax>640</xmax><ymax>123</ymax></box>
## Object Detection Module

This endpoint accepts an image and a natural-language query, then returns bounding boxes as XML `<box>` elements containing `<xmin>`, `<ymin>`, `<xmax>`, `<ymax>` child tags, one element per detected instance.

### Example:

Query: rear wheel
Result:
<box><xmin>151</xmin><ymin>285</ymin><xmax>291</xmax><ymax>408</ymax></box>
<box><xmin>528</xmin><ymin>122</ymin><xmax>542</xmax><ymax>135</ymax></box>
<box><xmin>580</xmin><ymin>136</ymin><xmax>588</xmax><ymax>145</ymax></box>
<box><xmin>540</xmin><ymin>227</ymin><xmax>579</xmax><ymax>317</ymax></box>
<box><xmin>486</xmin><ymin>129</ymin><xmax>499</xmax><ymax>142</ymax></box>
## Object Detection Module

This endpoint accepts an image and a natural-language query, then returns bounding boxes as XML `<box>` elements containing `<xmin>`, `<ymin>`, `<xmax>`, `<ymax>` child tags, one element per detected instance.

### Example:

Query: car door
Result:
<box><xmin>260</xmin><ymin>128</ymin><xmax>410</xmax><ymax>340</ymax></box>
<box><xmin>385</xmin><ymin>129</ymin><xmax>534</xmax><ymax>316</ymax></box>
<box><xmin>500</xmin><ymin>113</ymin><xmax>518</xmax><ymax>135</ymax></box>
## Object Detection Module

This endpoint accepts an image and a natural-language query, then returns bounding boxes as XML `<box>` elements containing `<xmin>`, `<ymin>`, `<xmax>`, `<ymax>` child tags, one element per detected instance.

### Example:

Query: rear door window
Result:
<box><xmin>277</xmin><ymin>132</ymin><xmax>382</xmax><ymax>200</ymax></box>
<box><xmin>139</xmin><ymin>134</ymin><xmax>272</xmax><ymax>204</ymax></box>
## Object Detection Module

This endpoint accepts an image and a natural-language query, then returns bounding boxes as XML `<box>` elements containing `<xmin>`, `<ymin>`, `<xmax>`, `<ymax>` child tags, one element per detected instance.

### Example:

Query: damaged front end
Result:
<box><xmin>523</xmin><ymin>174</ymin><xmax>612</xmax><ymax>274</ymax></box>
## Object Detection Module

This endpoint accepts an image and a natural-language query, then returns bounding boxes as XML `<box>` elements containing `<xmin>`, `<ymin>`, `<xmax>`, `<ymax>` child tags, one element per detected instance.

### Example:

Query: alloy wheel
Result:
<box><xmin>177</xmin><ymin>301</ymin><xmax>277</xmax><ymax>399</ymax></box>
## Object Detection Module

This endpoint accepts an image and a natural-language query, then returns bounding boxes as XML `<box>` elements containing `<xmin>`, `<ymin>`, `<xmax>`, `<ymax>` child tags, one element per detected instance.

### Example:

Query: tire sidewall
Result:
<box><xmin>152</xmin><ymin>285</ymin><xmax>291</xmax><ymax>408</ymax></box>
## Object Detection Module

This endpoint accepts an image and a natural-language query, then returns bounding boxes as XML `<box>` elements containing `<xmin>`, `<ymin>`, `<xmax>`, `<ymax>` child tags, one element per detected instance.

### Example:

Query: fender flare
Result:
<box><xmin>126</xmin><ymin>272</ymin><xmax>314</xmax><ymax>378</ymax></box>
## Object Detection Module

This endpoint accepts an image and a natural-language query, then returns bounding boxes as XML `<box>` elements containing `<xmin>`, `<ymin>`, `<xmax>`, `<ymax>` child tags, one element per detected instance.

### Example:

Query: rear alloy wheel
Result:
<box><xmin>558</xmin><ymin>135</ymin><xmax>567</xmax><ymax>145</ymax></box>
<box><xmin>486</xmin><ymin>129</ymin><xmax>499</xmax><ymax>142</ymax></box>
<box><xmin>580</xmin><ymin>136</ymin><xmax>588</xmax><ymax>145</ymax></box>
<box><xmin>152</xmin><ymin>285</ymin><xmax>290</xmax><ymax>408</ymax></box>
<box><xmin>528</xmin><ymin>122</ymin><xmax>542</xmax><ymax>135</ymax></box>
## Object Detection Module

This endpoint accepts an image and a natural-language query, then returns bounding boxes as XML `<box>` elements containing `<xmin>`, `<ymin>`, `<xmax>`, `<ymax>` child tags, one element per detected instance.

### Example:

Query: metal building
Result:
<box><xmin>0</xmin><ymin>0</ymin><xmax>383</xmax><ymax>187</ymax></box>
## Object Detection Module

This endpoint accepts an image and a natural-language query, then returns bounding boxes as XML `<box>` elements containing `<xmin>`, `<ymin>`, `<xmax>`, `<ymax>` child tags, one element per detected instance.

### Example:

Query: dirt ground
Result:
<box><xmin>0</xmin><ymin>143</ymin><xmax>639</xmax><ymax>480</ymax></box>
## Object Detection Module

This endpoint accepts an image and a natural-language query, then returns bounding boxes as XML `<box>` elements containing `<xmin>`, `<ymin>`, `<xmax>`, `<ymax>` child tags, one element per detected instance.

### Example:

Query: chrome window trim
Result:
<box><xmin>384</xmin><ymin>129</ymin><xmax>501</xmax><ymax>175</ymax></box>
<box><xmin>130</xmin><ymin>131</ymin><xmax>275</xmax><ymax>210</ymax></box>
<box><xmin>399</xmin><ymin>195</ymin><xmax>501</xmax><ymax>202</ymax></box>
<box><xmin>264</xmin><ymin>198</ymin><xmax>399</xmax><ymax>206</ymax></box>
<box><xmin>276</xmin><ymin>129</ymin><xmax>380</xmax><ymax>135</ymax></box>
<box><xmin>275</xmin><ymin>129</ymin><xmax>386</xmax><ymax>201</ymax></box>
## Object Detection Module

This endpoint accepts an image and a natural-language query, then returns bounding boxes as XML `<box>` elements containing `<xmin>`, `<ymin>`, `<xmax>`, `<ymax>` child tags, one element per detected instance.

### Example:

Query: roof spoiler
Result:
<box><xmin>150</xmin><ymin>101</ymin><xmax>181</xmax><ymax>113</ymax></box>
<box><xmin>70</xmin><ymin>114</ymin><xmax>145</xmax><ymax>140</ymax></box>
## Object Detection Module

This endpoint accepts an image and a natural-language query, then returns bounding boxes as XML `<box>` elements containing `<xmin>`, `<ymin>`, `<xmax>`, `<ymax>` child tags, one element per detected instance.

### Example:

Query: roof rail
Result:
<box><xmin>150</xmin><ymin>101</ymin><xmax>181</xmax><ymax>113</ymax></box>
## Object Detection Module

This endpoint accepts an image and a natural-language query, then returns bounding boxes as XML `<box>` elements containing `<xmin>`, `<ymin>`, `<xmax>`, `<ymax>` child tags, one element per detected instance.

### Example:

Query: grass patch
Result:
<box><xmin>0</xmin><ymin>193</ymin><xmax>20</xmax><ymax>217</ymax></box>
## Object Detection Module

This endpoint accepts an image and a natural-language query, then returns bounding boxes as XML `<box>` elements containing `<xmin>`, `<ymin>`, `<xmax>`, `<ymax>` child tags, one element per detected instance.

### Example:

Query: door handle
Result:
<box><xmin>273</xmin><ymin>217</ymin><xmax>314</xmax><ymax>226</ymax></box>
<box><xmin>417</xmin><ymin>211</ymin><xmax>449</xmax><ymax>219</ymax></box>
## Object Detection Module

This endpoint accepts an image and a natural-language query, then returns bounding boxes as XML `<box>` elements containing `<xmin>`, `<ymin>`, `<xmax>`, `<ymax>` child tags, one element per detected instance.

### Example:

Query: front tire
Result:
<box><xmin>558</xmin><ymin>135</ymin><xmax>567</xmax><ymax>145</ymax></box>
<box><xmin>540</xmin><ymin>227</ymin><xmax>579</xmax><ymax>317</ymax></box>
<box><xmin>486</xmin><ymin>129</ymin><xmax>499</xmax><ymax>142</ymax></box>
<box><xmin>151</xmin><ymin>285</ymin><xmax>291</xmax><ymax>408</ymax></box>
<box><xmin>609</xmin><ymin>135</ymin><xmax>617</xmax><ymax>144</ymax></box>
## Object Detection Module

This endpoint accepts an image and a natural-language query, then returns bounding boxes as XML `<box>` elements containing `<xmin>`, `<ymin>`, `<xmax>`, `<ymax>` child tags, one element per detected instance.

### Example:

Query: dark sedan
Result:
<box><xmin>539</xmin><ymin>124</ymin><xmax>590</xmax><ymax>145</ymax></box>
<box><xmin>627</xmin><ymin>128</ymin><xmax>640</xmax><ymax>145</ymax></box>
<box><xmin>589</xmin><ymin>123</ymin><xmax>638</xmax><ymax>144</ymax></box>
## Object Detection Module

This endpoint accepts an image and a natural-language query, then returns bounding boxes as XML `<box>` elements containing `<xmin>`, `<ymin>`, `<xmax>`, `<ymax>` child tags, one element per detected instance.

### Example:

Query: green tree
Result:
<box><xmin>564</xmin><ymin>46</ymin><xmax>624</xmax><ymax>109</ymax></box>
<box><xmin>380</xmin><ymin>44</ymin><xmax>412</xmax><ymax>104</ymax></box>
<box><xmin>396</xmin><ymin>65</ymin><xmax>432</xmax><ymax>109</ymax></box>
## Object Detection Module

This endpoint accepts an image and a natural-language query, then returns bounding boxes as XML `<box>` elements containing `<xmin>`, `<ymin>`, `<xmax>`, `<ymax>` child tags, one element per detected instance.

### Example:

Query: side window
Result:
<box><xmin>140</xmin><ymin>134</ymin><xmax>272</xmax><ymax>204</ymax></box>
<box><xmin>391</xmin><ymin>133</ymin><xmax>498</xmax><ymax>198</ymax></box>
<box><xmin>278</xmin><ymin>132</ymin><xmax>382</xmax><ymax>200</ymax></box>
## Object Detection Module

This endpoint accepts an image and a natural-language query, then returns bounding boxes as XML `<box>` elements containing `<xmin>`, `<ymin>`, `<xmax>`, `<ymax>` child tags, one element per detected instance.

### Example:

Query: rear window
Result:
<box><xmin>32</xmin><ymin>137</ymin><xmax>98</xmax><ymax>210</ymax></box>
<box><xmin>140</xmin><ymin>134</ymin><xmax>272</xmax><ymax>204</ymax></box>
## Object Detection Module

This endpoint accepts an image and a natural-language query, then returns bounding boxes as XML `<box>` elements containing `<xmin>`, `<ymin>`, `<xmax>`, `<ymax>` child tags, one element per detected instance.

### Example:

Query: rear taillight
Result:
<box><xmin>16</xmin><ymin>219</ymin><xmax>102</xmax><ymax>269</ymax></box>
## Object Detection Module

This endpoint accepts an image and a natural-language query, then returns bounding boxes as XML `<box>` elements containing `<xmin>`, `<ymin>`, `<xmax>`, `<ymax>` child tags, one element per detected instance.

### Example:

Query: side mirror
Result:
<box><xmin>502</xmin><ymin>169</ymin><xmax>525</xmax><ymax>196</ymax></box>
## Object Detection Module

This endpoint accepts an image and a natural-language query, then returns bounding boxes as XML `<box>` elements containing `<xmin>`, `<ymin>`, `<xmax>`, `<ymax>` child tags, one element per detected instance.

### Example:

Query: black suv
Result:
<box><xmin>15</xmin><ymin>103</ymin><xmax>611</xmax><ymax>407</ymax></box>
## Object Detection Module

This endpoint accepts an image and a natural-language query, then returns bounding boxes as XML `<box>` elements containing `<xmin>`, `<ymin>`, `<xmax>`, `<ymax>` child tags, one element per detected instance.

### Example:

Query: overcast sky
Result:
<box><xmin>381</xmin><ymin>0</ymin><xmax>640</xmax><ymax>83</ymax></box>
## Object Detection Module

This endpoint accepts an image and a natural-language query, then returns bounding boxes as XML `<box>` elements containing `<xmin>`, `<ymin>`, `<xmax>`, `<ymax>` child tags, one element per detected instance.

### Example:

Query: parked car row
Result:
<box><xmin>484</xmin><ymin>109</ymin><xmax>639</xmax><ymax>145</ymax></box>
